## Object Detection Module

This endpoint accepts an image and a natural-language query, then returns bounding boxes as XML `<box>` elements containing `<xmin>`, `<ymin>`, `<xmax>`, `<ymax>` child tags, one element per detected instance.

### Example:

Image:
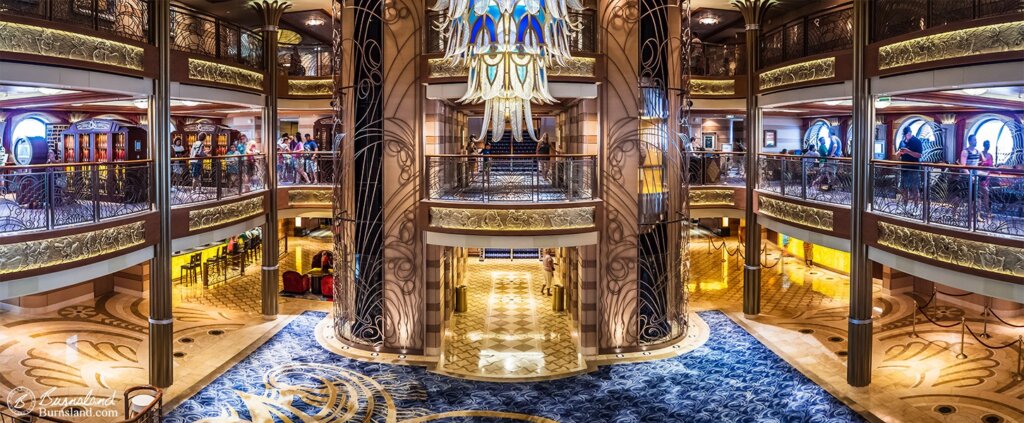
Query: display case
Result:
<box><xmin>58</xmin><ymin>119</ymin><xmax>148</xmax><ymax>203</ymax></box>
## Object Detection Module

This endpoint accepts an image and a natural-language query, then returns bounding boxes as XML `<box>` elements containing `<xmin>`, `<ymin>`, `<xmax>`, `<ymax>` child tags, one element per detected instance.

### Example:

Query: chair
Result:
<box><xmin>320</xmin><ymin>275</ymin><xmax>334</xmax><ymax>299</ymax></box>
<box><xmin>282</xmin><ymin>271</ymin><xmax>309</xmax><ymax>294</ymax></box>
<box><xmin>206</xmin><ymin>246</ymin><xmax>228</xmax><ymax>282</ymax></box>
<box><xmin>180</xmin><ymin>253</ymin><xmax>202</xmax><ymax>286</ymax></box>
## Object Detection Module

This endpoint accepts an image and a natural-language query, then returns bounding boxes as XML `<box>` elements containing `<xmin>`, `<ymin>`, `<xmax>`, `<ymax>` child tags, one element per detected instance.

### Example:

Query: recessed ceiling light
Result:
<box><xmin>181</xmin><ymin>100</ymin><xmax>198</xmax><ymax>106</ymax></box>
<box><xmin>38</xmin><ymin>87</ymin><xmax>62</xmax><ymax>95</ymax></box>
<box><xmin>133</xmin><ymin>99</ymin><xmax>149</xmax><ymax>109</ymax></box>
<box><xmin>306</xmin><ymin>17</ymin><xmax>325</xmax><ymax>26</ymax></box>
<box><xmin>71</xmin><ymin>103</ymin><xmax>83</xmax><ymax>107</ymax></box>
<box><xmin>874</xmin><ymin>97</ymin><xmax>891</xmax><ymax>109</ymax></box>
<box><xmin>698</xmin><ymin>15</ymin><xmax>720</xmax><ymax>25</ymax></box>
<box><xmin>823</xmin><ymin>100</ymin><xmax>843</xmax><ymax>106</ymax></box>
<box><xmin>962</xmin><ymin>88</ymin><xmax>987</xmax><ymax>95</ymax></box>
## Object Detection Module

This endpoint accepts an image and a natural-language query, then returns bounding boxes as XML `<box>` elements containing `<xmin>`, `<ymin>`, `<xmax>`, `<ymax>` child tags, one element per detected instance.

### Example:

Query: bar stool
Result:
<box><xmin>180</xmin><ymin>253</ymin><xmax>201</xmax><ymax>286</ymax></box>
<box><xmin>206</xmin><ymin>246</ymin><xmax>228</xmax><ymax>282</ymax></box>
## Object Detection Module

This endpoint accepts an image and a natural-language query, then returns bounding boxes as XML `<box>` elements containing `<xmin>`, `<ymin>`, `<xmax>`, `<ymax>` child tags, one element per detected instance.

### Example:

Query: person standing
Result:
<box><xmin>536</xmin><ymin>134</ymin><xmax>552</xmax><ymax>180</ymax></box>
<box><xmin>897</xmin><ymin>126</ymin><xmax>924</xmax><ymax>206</ymax></box>
<box><xmin>304</xmin><ymin>133</ymin><xmax>319</xmax><ymax>184</ymax></box>
<box><xmin>541</xmin><ymin>250</ymin><xmax>557</xmax><ymax>296</ymax></box>
<box><xmin>979</xmin><ymin>139</ymin><xmax>995</xmax><ymax>217</ymax></box>
<box><xmin>959</xmin><ymin>134</ymin><xmax>981</xmax><ymax>166</ymax></box>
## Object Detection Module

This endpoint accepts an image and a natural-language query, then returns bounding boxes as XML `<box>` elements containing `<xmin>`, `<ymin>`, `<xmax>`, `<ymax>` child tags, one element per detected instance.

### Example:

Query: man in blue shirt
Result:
<box><xmin>304</xmin><ymin>134</ymin><xmax>319</xmax><ymax>184</ymax></box>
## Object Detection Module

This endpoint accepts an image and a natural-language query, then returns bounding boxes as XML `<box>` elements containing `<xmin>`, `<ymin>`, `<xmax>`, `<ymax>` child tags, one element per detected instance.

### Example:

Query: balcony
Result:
<box><xmin>871</xmin><ymin>0</ymin><xmax>1022</xmax><ymax>43</ymax></box>
<box><xmin>0</xmin><ymin>0</ymin><xmax>151</xmax><ymax>43</ymax></box>
<box><xmin>170</xmin><ymin>3</ymin><xmax>264</xmax><ymax>70</ymax></box>
<box><xmin>426</xmin><ymin>154</ymin><xmax>596</xmax><ymax>203</ymax></box>
<box><xmin>170</xmin><ymin>155</ymin><xmax>268</xmax><ymax>207</ymax></box>
<box><xmin>757</xmin><ymin>154</ymin><xmax>852</xmax><ymax>207</ymax></box>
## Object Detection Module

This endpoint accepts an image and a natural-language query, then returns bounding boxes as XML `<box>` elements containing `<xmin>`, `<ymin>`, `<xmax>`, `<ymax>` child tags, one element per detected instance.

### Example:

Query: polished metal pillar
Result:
<box><xmin>253</xmin><ymin>1</ymin><xmax>291</xmax><ymax>320</ymax></box>
<box><xmin>732</xmin><ymin>0</ymin><xmax>774</xmax><ymax>316</ymax></box>
<box><xmin>848</xmin><ymin>0</ymin><xmax>874</xmax><ymax>387</ymax></box>
<box><xmin>147</xmin><ymin>0</ymin><xmax>172</xmax><ymax>388</ymax></box>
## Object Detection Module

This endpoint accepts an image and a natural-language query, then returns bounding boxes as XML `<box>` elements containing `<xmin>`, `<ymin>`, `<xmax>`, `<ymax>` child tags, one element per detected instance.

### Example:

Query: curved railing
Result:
<box><xmin>170</xmin><ymin>154</ymin><xmax>267</xmax><ymax>206</ymax></box>
<box><xmin>170</xmin><ymin>3</ymin><xmax>263</xmax><ymax>70</ymax></box>
<box><xmin>757</xmin><ymin>154</ymin><xmax>853</xmax><ymax>206</ymax></box>
<box><xmin>760</xmin><ymin>2</ymin><xmax>853</xmax><ymax>69</ymax></box>
<box><xmin>871</xmin><ymin>160</ymin><xmax>1024</xmax><ymax>237</ymax></box>
<box><xmin>0</xmin><ymin>160</ymin><xmax>151</xmax><ymax>235</ymax></box>
<box><xmin>426</xmin><ymin>154</ymin><xmax>596</xmax><ymax>202</ymax></box>
<box><xmin>871</xmin><ymin>0</ymin><xmax>1022</xmax><ymax>42</ymax></box>
<box><xmin>0</xmin><ymin>0</ymin><xmax>151</xmax><ymax>43</ymax></box>
<box><xmin>688</xmin><ymin>152</ymin><xmax>746</xmax><ymax>186</ymax></box>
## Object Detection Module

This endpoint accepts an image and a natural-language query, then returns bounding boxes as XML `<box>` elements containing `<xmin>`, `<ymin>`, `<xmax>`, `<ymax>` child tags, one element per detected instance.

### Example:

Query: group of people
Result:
<box><xmin>171</xmin><ymin>133</ymin><xmax>260</xmax><ymax>192</ymax></box>
<box><xmin>277</xmin><ymin>132</ymin><xmax>321</xmax><ymax>185</ymax></box>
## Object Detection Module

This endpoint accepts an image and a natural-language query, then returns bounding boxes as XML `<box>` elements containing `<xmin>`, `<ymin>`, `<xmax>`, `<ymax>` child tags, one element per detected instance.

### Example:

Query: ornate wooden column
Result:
<box><xmin>848</xmin><ymin>0</ymin><xmax>874</xmax><ymax>387</ymax></box>
<box><xmin>732</xmin><ymin>0</ymin><xmax>774</xmax><ymax>317</ymax></box>
<box><xmin>252</xmin><ymin>1</ymin><xmax>291</xmax><ymax>320</ymax></box>
<box><xmin>147</xmin><ymin>0</ymin><xmax>172</xmax><ymax>388</ymax></box>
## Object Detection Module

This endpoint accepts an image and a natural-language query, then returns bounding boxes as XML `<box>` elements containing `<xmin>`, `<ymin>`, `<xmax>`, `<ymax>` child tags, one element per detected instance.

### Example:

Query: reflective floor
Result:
<box><xmin>440</xmin><ymin>259</ymin><xmax>586</xmax><ymax>380</ymax></box>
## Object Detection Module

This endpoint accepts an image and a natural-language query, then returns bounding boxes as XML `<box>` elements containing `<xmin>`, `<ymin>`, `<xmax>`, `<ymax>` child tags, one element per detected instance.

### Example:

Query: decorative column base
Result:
<box><xmin>847</xmin><ymin>318</ymin><xmax>873</xmax><ymax>386</ymax></box>
<box><xmin>743</xmin><ymin>265</ymin><xmax>761</xmax><ymax>316</ymax></box>
<box><xmin>148</xmin><ymin>319</ymin><xmax>173</xmax><ymax>388</ymax></box>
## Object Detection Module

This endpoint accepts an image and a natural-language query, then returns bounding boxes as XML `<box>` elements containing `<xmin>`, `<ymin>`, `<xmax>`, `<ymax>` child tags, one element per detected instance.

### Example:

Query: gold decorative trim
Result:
<box><xmin>690</xmin><ymin>189</ymin><xmax>735</xmax><ymax>206</ymax></box>
<box><xmin>0</xmin><ymin>21</ymin><xmax>144</xmax><ymax>70</ymax></box>
<box><xmin>288</xmin><ymin>189</ymin><xmax>332</xmax><ymax>206</ymax></box>
<box><xmin>189</xmin><ymin>197</ymin><xmax>264</xmax><ymax>231</ymax></box>
<box><xmin>758</xmin><ymin>57</ymin><xmax>836</xmax><ymax>91</ymax></box>
<box><xmin>430</xmin><ymin>207</ymin><xmax>595</xmax><ymax>231</ymax></box>
<box><xmin>288</xmin><ymin>79</ymin><xmax>333</xmax><ymax>96</ymax></box>
<box><xmin>757</xmin><ymin>196</ymin><xmax>833</xmax><ymax>231</ymax></box>
<box><xmin>879</xmin><ymin>21</ymin><xmax>1024</xmax><ymax>70</ymax></box>
<box><xmin>0</xmin><ymin>222</ymin><xmax>146</xmax><ymax>275</ymax></box>
<box><xmin>690</xmin><ymin>79</ymin><xmax>736</xmax><ymax>95</ymax></box>
<box><xmin>428</xmin><ymin>57</ymin><xmax>596</xmax><ymax>78</ymax></box>
<box><xmin>877</xmin><ymin>221</ymin><xmax>1024</xmax><ymax>277</ymax></box>
<box><xmin>187</xmin><ymin>59</ymin><xmax>264</xmax><ymax>91</ymax></box>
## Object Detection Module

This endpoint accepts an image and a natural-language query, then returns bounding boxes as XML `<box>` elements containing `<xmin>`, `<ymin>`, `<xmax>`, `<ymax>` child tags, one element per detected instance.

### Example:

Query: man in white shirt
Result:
<box><xmin>542</xmin><ymin>250</ymin><xmax>557</xmax><ymax>296</ymax></box>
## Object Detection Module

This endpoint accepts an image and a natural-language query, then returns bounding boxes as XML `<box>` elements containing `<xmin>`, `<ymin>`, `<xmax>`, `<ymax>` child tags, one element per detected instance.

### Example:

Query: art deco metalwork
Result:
<box><xmin>690</xmin><ymin>79</ymin><xmax>736</xmax><ymax>95</ymax></box>
<box><xmin>187</xmin><ymin>58</ymin><xmax>264</xmax><ymax>90</ymax></box>
<box><xmin>758</xmin><ymin>57</ymin><xmax>835</xmax><ymax>91</ymax></box>
<box><xmin>878</xmin><ymin>21</ymin><xmax>1024</xmax><ymax>70</ymax></box>
<box><xmin>288</xmin><ymin>189</ymin><xmax>332</xmax><ymax>206</ymax></box>
<box><xmin>429</xmin><ymin>57</ymin><xmax>597</xmax><ymax>79</ymax></box>
<box><xmin>429</xmin><ymin>207</ymin><xmax>595</xmax><ymax>231</ymax></box>
<box><xmin>0</xmin><ymin>221</ymin><xmax>146</xmax><ymax>275</ymax></box>
<box><xmin>188</xmin><ymin>196</ymin><xmax>264</xmax><ymax>230</ymax></box>
<box><xmin>288</xmin><ymin>79</ymin><xmax>333</xmax><ymax>96</ymax></box>
<box><xmin>690</xmin><ymin>189</ymin><xmax>735</xmax><ymax>206</ymax></box>
<box><xmin>0</xmin><ymin>21</ymin><xmax>144</xmax><ymax>70</ymax></box>
<box><xmin>757</xmin><ymin>195</ymin><xmax>834</xmax><ymax>231</ymax></box>
<box><xmin>877</xmin><ymin>221</ymin><xmax>1024</xmax><ymax>278</ymax></box>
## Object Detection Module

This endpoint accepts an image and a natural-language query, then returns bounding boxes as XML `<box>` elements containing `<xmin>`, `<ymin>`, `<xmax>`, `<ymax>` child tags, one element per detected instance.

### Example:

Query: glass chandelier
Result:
<box><xmin>433</xmin><ymin>0</ymin><xmax>584</xmax><ymax>142</ymax></box>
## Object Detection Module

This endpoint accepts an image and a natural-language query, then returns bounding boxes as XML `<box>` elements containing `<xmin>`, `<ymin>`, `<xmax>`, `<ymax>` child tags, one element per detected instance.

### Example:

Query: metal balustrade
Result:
<box><xmin>170</xmin><ymin>4</ymin><xmax>263</xmax><ymax>69</ymax></box>
<box><xmin>276</xmin><ymin>152</ymin><xmax>335</xmax><ymax>186</ymax></box>
<box><xmin>0</xmin><ymin>160</ymin><xmax>151</xmax><ymax>235</ymax></box>
<box><xmin>756</xmin><ymin>154</ymin><xmax>853</xmax><ymax>206</ymax></box>
<box><xmin>279</xmin><ymin>44</ymin><xmax>332</xmax><ymax>77</ymax></box>
<box><xmin>871</xmin><ymin>0</ymin><xmax>1023</xmax><ymax>42</ymax></box>
<box><xmin>0</xmin><ymin>0</ymin><xmax>151</xmax><ymax>42</ymax></box>
<box><xmin>760</xmin><ymin>2</ymin><xmax>854</xmax><ymax>69</ymax></box>
<box><xmin>691</xmin><ymin>42</ymin><xmax>746</xmax><ymax>78</ymax></box>
<box><xmin>688</xmin><ymin>152</ymin><xmax>746</xmax><ymax>186</ymax></box>
<box><xmin>170</xmin><ymin>155</ymin><xmax>267</xmax><ymax>206</ymax></box>
<box><xmin>871</xmin><ymin>160</ymin><xmax>1024</xmax><ymax>237</ymax></box>
<box><xmin>426</xmin><ymin>154</ymin><xmax>596</xmax><ymax>202</ymax></box>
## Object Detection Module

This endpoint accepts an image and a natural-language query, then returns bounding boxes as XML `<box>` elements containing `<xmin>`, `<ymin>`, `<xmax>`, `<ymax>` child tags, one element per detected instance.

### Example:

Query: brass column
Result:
<box><xmin>848</xmin><ymin>0</ymin><xmax>874</xmax><ymax>387</ymax></box>
<box><xmin>732</xmin><ymin>0</ymin><xmax>774</xmax><ymax>316</ymax></box>
<box><xmin>253</xmin><ymin>1</ymin><xmax>291</xmax><ymax>320</ymax></box>
<box><xmin>147</xmin><ymin>0</ymin><xmax>172</xmax><ymax>388</ymax></box>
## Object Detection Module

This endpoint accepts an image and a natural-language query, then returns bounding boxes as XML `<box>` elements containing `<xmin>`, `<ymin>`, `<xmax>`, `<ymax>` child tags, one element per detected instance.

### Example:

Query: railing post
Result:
<box><xmin>981</xmin><ymin>306</ymin><xmax>991</xmax><ymax>338</ymax></box>
<box><xmin>92</xmin><ymin>165</ymin><xmax>100</xmax><ymax>223</ymax></box>
<box><xmin>568</xmin><ymin>158</ymin><xmax>575</xmax><ymax>200</ymax></box>
<box><xmin>215</xmin><ymin>157</ymin><xmax>223</xmax><ymax>200</ymax></box>
<box><xmin>534</xmin><ymin>157</ymin><xmax>539</xmax><ymax>203</ymax></box>
<box><xmin>1017</xmin><ymin>336</ymin><xmax>1023</xmax><ymax>381</ymax></box>
<box><xmin>46</xmin><ymin>168</ymin><xmax>55</xmax><ymax>230</ymax></box>
<box><xmin>956</xmin><ymin>317</ymin><xmax>967</xmax><ymax>359</ymax></box>
<box><xmin>779</xmin><ymin>157</ymin><xmax>786</xmax><ymax>196</ymax></box>
<box><xmin>968</xmin><ymin>170</ymin><xmax>977</xmax><ymax>232</ymax></box>
<box><xmin>801</xmin><ymin>158</ymin><xmax>808</xmax><ymax>199</ymax></box>
<box><xmin>92</xmin><ymin>0</ymin><xmax>99</xmax><ymax>31</ymax></box>
<box><xmin>910</xmin><ymin>305</ymin><xmax>918</xmax><ymax>338</ymax></box>
<box><xmin>922</xmin><ymin>167</ymin><xmax>930</xmax><ymax>223</ymax></box>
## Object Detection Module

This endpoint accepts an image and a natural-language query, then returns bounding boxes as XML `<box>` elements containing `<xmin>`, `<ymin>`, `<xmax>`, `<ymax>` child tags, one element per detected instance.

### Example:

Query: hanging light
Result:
<box><xmin>434</xmin><ymin>0</ymin><xmax>584</xmax><ymax>143</ymax></box>
<box><xmin>698</xmin><ymin>14</ymin><xmax>720</xmax><ymax>26</ymax></box>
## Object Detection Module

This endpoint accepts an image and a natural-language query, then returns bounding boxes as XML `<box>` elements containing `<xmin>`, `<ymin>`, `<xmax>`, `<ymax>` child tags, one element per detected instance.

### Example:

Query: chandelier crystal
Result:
<box><xmin>433</xmin><ymin>0</ymin><xmax>584</xmax><ymax>142</ymax></box>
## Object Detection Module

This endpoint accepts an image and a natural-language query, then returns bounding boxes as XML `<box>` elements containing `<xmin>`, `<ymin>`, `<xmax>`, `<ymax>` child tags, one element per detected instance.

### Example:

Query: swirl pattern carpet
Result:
<box><xmin>166</xmin><ymin>310</ymin><xmax>864</xmax><ymax>422</ymax></box>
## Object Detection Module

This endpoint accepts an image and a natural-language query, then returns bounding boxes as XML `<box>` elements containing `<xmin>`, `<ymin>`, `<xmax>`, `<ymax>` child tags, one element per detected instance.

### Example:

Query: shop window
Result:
<box><xmin>970</xmin><ymin>117</ymin><xmax>1015</xmax><ymax>166</ymax></box>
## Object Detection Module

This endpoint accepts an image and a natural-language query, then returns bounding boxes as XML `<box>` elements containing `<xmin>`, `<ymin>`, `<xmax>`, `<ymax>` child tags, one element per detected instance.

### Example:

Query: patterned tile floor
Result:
<box><xmin>441</xmin><ymin>260</ymin><xmax>586</xmax><ymax>379</ymax></box>
<box><xmin>0</xmin><ymin>236</ymin><xmax>330</xmax><ymax>421</ymax></box>
<box><xmin>689</xmin><ymin>233</ymin><xmax>1024</xmax><ymax>423</ymax></box>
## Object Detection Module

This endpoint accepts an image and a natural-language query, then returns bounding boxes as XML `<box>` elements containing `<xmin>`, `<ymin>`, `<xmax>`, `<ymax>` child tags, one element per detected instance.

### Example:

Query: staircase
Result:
<box><xmin>481</xmin><ymin>248</ymin><xmax>541</xmax><ymax>260</ymax></box>
<box><xmin>486</xmin><ymin>131</ymin><xmax>541</xmax><ymax>173</ymax></box>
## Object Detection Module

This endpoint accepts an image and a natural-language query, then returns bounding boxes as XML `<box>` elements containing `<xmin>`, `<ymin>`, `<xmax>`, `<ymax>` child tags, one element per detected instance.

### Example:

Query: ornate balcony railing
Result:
<box><xmin>692</xmin><ymin>42</ymin><xmax>745</xmax><ymax>77</ymax></box>
<box><xmin>871</xmin><ymin>0</ymin><xmax>1023</xmax><ymax>42</ymax></box>
<box><xmin>170</xmin><ymin>155</ymin><xmax>267</xmax><ymax>207</ymax></box>
<box><xmin>426</xmin><ymin>154</ymin><xmax>597</xmax><ymax>202</ymax></box>
<box><xmin>170</xmin><ymin>4</ymin><xmax>263</xmax><ymax>70</ymax></box>
<box><xmin>0</xmin><ymin>0</ymin><xmax>151</xmax><ymax>42</ymax></box>
<box><xmin>0</xmin><ymin>160</ymin><xmax>151</xmax><ymax>235</ymax></box>
<box><xmin>688</xmin><ymin>152</ymin><xmax>746</xmax><ymax>186</ymax></box>
<box><xmin>757</xmin><ymin>154</ymin><xmax>853</xmax><ymax>206</ymax></box>
<box><xmin>276</xmin><ymin>151</ymin><xmax>335</xmax><ymax>186</ymax></box>
<box><xmin>279</xmin><ymin>44</ymin><xmax>332</xmax><ymax>77</ymax></box>
<box><xmin>425</xmin><ymin>9</ymin><xmax>597</xmax><ymax>55</ymax></box>
<box><xmin>760</xmin><ymin>3</ymin><xmax>853</xmax><ymax>69</ymax></box>
<box><xmin>871</xmin><ymin>160</ymin><xmax>1024</xmax><ymax>238</ymax></box>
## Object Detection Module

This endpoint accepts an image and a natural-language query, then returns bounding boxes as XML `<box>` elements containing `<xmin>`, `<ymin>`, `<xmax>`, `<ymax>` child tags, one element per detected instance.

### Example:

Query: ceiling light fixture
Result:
<box><xmin>698</xmin><ymin>15</ymin><xmax>720</xmax><ymax>25</ymax></box>
<box><xmin>133</xmin><ymin>99</ymin><xmax>149</xmax><ymax>109</ymax></box>
<box><xmin>823</xmin><ymin>100</ymin><xmax>843</xmax><ymax>106</ymax></box>
<box><xmin>181</xmin><ymin>100</ymin><xmax>199</xmax><ymax>106</ymax></box>
<box><xmin>71</xmin><ymin>103</ymin><xmax>83</xmax><ymax>107</ymax></box>
<box><xmin>874</xmin><ymin>97</ymin><xmax>891</xmax><ymax>109</ymax></box>
<box><xmin>305</xmin><ymin>16</ymin><xmax>325</xmax><ymax>26</ymax></box>
<box><xmin>962</xmin><ymin>88</ymin><xmax>987</xmax><ymax>96</ymax></box>
<box><xmin>37</xmin><ymin>87</ymin><xmax>62</xmax><ymax>95</ymax></box>
<box><xmin>435</xmin><ymin>0</ymin><xmax>584</xmax><ymax>143</ymax></box>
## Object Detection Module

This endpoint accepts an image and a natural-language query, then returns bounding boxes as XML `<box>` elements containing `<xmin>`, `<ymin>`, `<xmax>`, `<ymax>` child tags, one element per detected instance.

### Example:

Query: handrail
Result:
<box><xmin>426</xmin><ymin>154</ymin><xmax>596</xmax><ymax>202</ymax></box>
<box><xmin>760</xmin><ymin>153</ymin><xmax>853</xmax><ymax>161</ymax></box>
<box><xmin>169</xmin><ymin>3</ymin><xmax>264</xmax><ymax>69</ymax></box>
<box><xmin>872</xmin><ymin>159</ymin><xmax>1024</xmax><ymax>174</ymax></box>
<box><xmin>760</xmin><ymin>2</ymin><xmax>853</xmax><ymax>69</ymax></box>
<box><xmin>0</xmin><ymin>159</ymin><xmax>152</xmax><ymax>170</ymax></box>
<box><xmin>425</xmin><ymin>153</ymin><xmax>596</xmax><ymax>158</ymax></box>
<box><xmin>172</xmin><ymin>153</ymin><xmax>264</xmax><ymax>161</ymax></box>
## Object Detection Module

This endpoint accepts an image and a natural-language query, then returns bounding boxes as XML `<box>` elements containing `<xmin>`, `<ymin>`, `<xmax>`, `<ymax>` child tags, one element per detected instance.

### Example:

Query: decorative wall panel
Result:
<box><xmin>758</xmin><ymin>196</ymin><xmax>833</xmax><ymax>231</ymax></box>
<box><xmin>690</xmin><ymin>79</ymin><xmax>736</xmax><ymax>95</ymax></box>
<box><xmin>878</xmin><ymin>21</ymin><xmax>1024</xmax><ymax>70</ymax></box>
<box><xmin>0</xmin><ymin>222</ymin><xmax>146</xmax><ymax>275</ymax></box>
<box><xmin>288</xmin><ymin>79</ymin><xmax>333</xmax><ymax>96</ymax></box>
<box><xmin>187</xmin><ymin>58</ymin><xmax>264</xmax><ymax>90</ymax></box>
<box><xmin>757</xmin><ymin>57</ymin><xmax>835</xmax><ymax>91</ymax></box>
<box><xmin>429</xmin><ymin>207</ymin><xmax>595</xmax><ymax>231</ymax></box>
<box><xmin>188</xmin><ymin>197</ymin><xmax>264</xmax><ymax>230</ymax></box>
<box><xmin>428</xmin><ymin>57</ymin><xmax>597</xmax><ymax>78</ymax></box>
<box><xmin>288</xmin><ymin>189</ymin><xmax>332</xmax><ymax>206</ymax></box>
<box><xmin>690</xmin><ymin>189</ymin><xmax>735</xmax><ymax>206</ymax></box>
<box><xmin>877</xmin><ymin>221</ymin><xmax>1024</xmax><ymax>278</ymax></box>
<box><xmin>0</xmin><ymin>21</ymin><xmax>144</xmax><ymax>70</ymax></box>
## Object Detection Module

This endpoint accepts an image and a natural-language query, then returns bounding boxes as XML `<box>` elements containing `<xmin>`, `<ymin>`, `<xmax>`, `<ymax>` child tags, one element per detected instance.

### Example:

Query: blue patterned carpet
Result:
<box><xmin>167</xmin><ymin>311</ymin><xmax>864</xmax><ymax>422</ymax></box>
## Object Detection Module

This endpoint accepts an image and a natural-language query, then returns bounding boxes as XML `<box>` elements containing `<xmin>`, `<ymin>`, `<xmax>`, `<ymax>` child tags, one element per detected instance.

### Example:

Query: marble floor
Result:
<box><xmin>0</xmin><ymin>236</ymin><xmax>331</xmax><ymax>421</ymax></box>
<box><xmin>689</xmin><ymin>233</ymin><xmax>1024</xmax><ymax>423</ymax></box>
<box><xmin>440</xmin><ymin>259</ymin><xmax>586</xmax><ymax>380</ymax></box>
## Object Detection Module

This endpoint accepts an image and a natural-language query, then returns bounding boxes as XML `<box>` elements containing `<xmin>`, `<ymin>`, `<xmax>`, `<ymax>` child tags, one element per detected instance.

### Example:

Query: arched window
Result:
<box><xmin>895</xmin><ymin>117</ymin><xmax>935</xmax><ymax>152</ymax></box>
<box><xmin>970</xmin><ymin>117</ymin><xmax>1015</xmax><ymax>166</ymax></box>
<box><xmin>805</xmin><ymin>120</ymin><xmax>832</xmax><ymax>152</ymax></box>
<box><xmin>12</xmin><ymin>116</ymin><xmax>46</xmax><ymax>141</ymax></box>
